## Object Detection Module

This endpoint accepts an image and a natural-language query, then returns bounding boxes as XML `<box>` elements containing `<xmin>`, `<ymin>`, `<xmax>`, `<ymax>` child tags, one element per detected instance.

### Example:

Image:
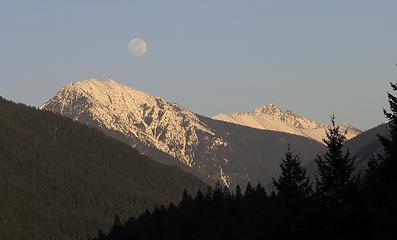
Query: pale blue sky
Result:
<box><xmin>1</xmin><ymin>0</ymin><xmax>396</xmax><ymax>130</ymax></box>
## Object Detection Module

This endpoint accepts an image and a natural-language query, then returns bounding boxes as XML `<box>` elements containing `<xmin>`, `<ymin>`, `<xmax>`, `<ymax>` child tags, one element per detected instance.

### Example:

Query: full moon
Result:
<box><xmin>128</xmin><ymin>38</ymin><xmax>147</xmax><ymax>56</ymax></box>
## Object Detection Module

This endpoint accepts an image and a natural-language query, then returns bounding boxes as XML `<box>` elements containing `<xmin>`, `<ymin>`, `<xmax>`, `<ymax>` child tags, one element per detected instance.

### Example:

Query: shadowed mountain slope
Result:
<box><xmin>345</xmin><ymin>123</ymin><xmax>390</xmax><ymax>173</ymax></box>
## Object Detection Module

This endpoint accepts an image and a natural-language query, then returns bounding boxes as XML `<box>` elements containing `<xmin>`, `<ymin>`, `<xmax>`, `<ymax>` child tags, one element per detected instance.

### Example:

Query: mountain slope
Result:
<box><xmin>42</xmin><ymin>79</ymin><xmax>326</xmax><ymax>187</ymax></box>
<box><xmin>0</xmin><ymin>97</ymin><xmax>205</xmax><ymax>240</ymax></box>
<box><xmin>213</xmin><ymin>104</ymin><xmax>362</xmax><ymax>143</ymax></box>
<box><xmin>345</xmin><ymin>123</ymin><xmax>390</xmax><ymax>173</ymax></box>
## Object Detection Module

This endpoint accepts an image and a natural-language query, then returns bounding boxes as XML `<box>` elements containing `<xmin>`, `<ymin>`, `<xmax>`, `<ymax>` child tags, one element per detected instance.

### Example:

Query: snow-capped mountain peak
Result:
<box><xmin>41</xmin><ymin>79</ymin><xmax>215</xmax><ymax>166</ymax></box>
<box><xmin>213</xmin><ymin>104</ymin><xmax>361</xmax><ymax>143</ymax></box>
<box><xmin>254</xmin><ymin>104</ymin><xmax>284</xmax><ymax>115</ymax></box>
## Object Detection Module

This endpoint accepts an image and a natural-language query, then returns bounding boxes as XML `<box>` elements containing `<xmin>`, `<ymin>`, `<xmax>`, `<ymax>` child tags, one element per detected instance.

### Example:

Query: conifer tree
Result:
<box><xmin>107</xmin><ymin>215</ymin><xmax>122</xmax><ymax>240</ymax></box>
<box><xmin>315</xmin><ymin>115</ymin><xmax>359</xmax><ymax>208</ymax></box>
<box><xmin>364</xmin><ymin>82</ymin><xmax>397</xmax><ymax>238</ymax></box>
<box><xmin>235</xmin><ymin>185</ymin><xmax>242</xmax><ymax>200</ymax></box>
<box><xmin>367</xmin><ymin>82</ymin><xmax>397</xmax><ymax>179</ymax></box>
<box><xmin>379</xmin><ymin>82</ymin><xmax>397</xmax><ymax>162</ymax></box>
<box><xmin>273</xmin><ymin>145</ymin><xmax>312</xmax><ymax>198</ymax></box>
<box><xmin>179</xmin><ymin>189</ymin><xmax>193</xmax><ymax>208</ymax></box>
<box><xmin>212</xmin><ymin>182</ymin><xmax>225</xmax><ymax>202</ymax></box>
<box><xmin>254</xmin><ymin>183</ymin><xmax>268</xmax><ymax>200</ymax></box>
<box><xmin>244</xmin><ymin>182</ymin><xmax>254</xmax><ymax>201</ymax></box>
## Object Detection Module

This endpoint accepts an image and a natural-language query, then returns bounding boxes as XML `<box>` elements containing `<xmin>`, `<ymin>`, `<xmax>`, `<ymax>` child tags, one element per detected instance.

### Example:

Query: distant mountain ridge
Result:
<box><xmin>213</xmin><ymin>104</ymin><xmax>362</xmax><ymax>143</ymax></box>
<box><xmin>42</xmin><ymin>79</ymin><xmax>325</xmax><ymax>187</ymax></box>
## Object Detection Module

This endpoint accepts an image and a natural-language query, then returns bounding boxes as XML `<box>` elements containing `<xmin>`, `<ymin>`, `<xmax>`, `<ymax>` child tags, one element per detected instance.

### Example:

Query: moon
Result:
<box><xmin>128</xmin><ymin>38</ymin><xmax>147</xmax><ymax>56</ymax></box>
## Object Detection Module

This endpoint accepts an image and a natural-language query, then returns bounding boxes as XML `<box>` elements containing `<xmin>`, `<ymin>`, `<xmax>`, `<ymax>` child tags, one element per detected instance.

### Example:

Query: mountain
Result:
<box><xmin>213</xmin><ymin>104</ymin><xmax>362</xmax><ymax>143</ymax></box>
<box><xmin>42</xmin><ymin>79</ymin><xmax>326</xmax><ymax>187</ymax></box>
<box><xmin>0</xmin><ymin>97</ymin><xmax>205</xmax><ymax>240</ymax></box>
<box><xmin>345</xmin><ymin>123</ymin><xmax>390</xmax><ymax>173</ymax></box>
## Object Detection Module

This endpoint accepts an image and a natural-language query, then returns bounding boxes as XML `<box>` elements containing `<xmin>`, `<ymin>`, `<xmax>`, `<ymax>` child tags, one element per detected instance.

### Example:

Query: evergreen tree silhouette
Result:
<box><xmin>179</xmin><ymin>189</ymin><xmax>193</xmax><ymax>208</ymax></box>
<box><xmin>364</xmin><ymin>82</ymin><xmax>397</xmax><ymax>239</ymax></box>
<box><xmin>379</xmin><ymin>82</ymin><xmax>397</xmax><ymax>158</ymax></box>
<box><xmin>315</xmin><ymin>114</ymin><xmax>359</xmax><ymax>209</ymax></box>
<box><xmin>254</xmin><ymin>183</ymin><xmax>267</xmax><ymax>200</ymax></box>
<box><xmin>107</xmin><ymin>215</ymin><xmax>122</xmax><ymax>240</ymax></box>
<box><xmin>272</xmin><ymin>145</ymin><xmax>316</xmax><ymax>240</ymax></box>
<box><xmin>244</xmin><ymin>182</ymin><xmax>254</xmax><ymax>199</ymax></box>
<box><xmin>273</xmin><ymin>145</ymin><xmax>312</xmax><ymax>199</ymax></box>
<box><xmin>235</xmin><ymin>184</ymin><xmax>242</xmax><ymax>200</ymax></box>
<box><xmin>212</xmin><ymin>182</ymin><xmax>225</xmax><ymax>202</ymax></box>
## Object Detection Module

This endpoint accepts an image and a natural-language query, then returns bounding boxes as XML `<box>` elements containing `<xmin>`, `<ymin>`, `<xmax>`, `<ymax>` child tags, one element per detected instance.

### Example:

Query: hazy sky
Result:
<box><xmin>1</xmin><ymin>0</ymin><xmax>396</xmax><ymax>130</ymax></box>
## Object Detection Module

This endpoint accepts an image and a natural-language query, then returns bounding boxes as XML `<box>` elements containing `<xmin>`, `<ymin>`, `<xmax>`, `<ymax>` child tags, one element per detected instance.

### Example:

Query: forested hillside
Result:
<box><xmin>0</xmin><ymin>97</ymin><xmax>205</xmax><ymax>240</ymax></box>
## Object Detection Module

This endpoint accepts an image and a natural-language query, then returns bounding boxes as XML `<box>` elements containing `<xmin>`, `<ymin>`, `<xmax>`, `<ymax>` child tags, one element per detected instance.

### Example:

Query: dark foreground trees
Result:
<box><xmin>91</xmin><ymin>184</ymin><xmax>322</xmax><ymax>240</ymax></box>
<box><xmin>364</xmin><ymin>82</ymin><xmax>397</xmax><ymax>239</ymax></box>
<box><xmin>92</xmin><ymin>83</ymin><xmax>397</xmax><ymax>240</ymax></box>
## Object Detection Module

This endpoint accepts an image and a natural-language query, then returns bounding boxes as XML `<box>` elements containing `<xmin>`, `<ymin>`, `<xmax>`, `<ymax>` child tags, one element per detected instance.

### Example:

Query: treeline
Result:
<box><xmin>0</xmin><ymin>98</ymin><xmax>205</xmax><ymax>240</ymax></box>
<box><xmin>92</xmin><ymin>83</ymin><xmax>397</xmax><ymax>240</ymax></box>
